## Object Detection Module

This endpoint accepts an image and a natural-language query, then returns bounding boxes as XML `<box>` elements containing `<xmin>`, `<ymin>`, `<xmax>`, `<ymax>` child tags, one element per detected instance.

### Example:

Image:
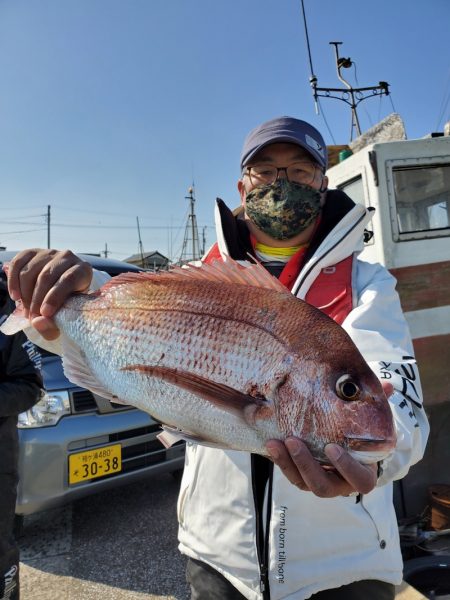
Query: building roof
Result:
<box><xmin>125</xmin><ymin>250</ymin><xmax>169</xmax><ymax>262</ymax></box>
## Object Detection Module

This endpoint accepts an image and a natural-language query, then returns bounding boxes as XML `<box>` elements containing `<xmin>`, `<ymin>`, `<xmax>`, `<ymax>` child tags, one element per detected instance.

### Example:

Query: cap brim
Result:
<box><xmin>242</xmin><ymin>136</ymin><xmax>323</xmax><ymax>169</ymax></box>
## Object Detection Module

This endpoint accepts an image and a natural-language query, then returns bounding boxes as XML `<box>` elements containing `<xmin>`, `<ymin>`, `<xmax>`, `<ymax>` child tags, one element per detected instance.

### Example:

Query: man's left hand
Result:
<box><xmin>266</xmin><ymin>438</ymin><xmax>377</xmax><ymax>497</ymax></box>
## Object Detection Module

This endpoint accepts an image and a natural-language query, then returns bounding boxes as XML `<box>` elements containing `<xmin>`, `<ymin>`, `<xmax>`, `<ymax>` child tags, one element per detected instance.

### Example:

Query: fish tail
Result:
<box><xmin>0</xmin><ymin>302</ymin><xmax>29</xmax><ymax>335</ymax></box>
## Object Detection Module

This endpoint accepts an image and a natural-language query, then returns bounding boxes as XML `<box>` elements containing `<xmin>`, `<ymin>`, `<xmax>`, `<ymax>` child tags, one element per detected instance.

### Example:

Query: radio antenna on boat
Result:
<box><xmin>300</xmin><ymin>1</ymin><xmax>390</xmax><ymax>141</ymax></box>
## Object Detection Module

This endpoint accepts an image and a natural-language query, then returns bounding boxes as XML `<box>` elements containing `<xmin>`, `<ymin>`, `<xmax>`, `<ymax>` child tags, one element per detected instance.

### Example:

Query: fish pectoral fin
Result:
<box><xmin>123</xmin><ymin>364</ymin><xmax>272</xmax><ymax>421</ymax></box>
<box><xmin>61</xmin><ymin>337</ymin><xmax>124</xmax><ymax>404</ymax></box>
<box><xmin>157</xmin><ymin>425</ymin><xmax>231</xmax><ymax>450</ymax></box>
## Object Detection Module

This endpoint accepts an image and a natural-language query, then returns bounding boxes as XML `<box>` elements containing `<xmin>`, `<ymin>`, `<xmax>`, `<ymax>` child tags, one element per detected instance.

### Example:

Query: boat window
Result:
<box><xmin>393</xmin><ymin>164</ymin><xmax>450</xmax><ymax>236</ymax></box>
<box><xmin>338</xmin><ymin>175</ymin><xmax>365</xmax><ymax>206</ymax></box>
<box><xmin>338</xmin><ymin>175</ymin><xmax>374</xmax><ymax>244</ymax></box>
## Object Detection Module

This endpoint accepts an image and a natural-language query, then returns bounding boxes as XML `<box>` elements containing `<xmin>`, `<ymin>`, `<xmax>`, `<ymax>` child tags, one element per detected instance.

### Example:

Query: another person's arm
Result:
<box><xmin>0</xmin><ymin>300</ymin><xmax>43</xmax><ymax>416</ymax></box>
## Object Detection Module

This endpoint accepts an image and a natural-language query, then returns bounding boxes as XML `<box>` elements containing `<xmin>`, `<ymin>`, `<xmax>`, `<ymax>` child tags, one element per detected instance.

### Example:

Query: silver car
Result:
<box><xmin>0</xmin><ymin>251</ymin><xmax>185</xmax><ymax>516</ymax></box>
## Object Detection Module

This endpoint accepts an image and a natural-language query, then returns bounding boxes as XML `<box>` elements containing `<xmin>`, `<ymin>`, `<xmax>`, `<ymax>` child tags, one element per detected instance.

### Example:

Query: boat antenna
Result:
<box><xmin>300</xmin><ymin>2</ymin><xmax>390</xmax><ymax>141</ymax></box>
<box><xmin>314</xmin><ymin>40</ymin><xmax>390</xmax><ymax>141</ymax></box>
<box><xmin>300</xmin><ymin>0</ymin><xmax>318</xmax><ymax>111</ymax></box>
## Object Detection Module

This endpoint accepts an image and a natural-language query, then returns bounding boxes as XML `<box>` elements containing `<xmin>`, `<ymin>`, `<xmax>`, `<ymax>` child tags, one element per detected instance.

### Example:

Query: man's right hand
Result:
<box><xmin>6</xmin><ymin>249</ymin><xmax>93</xmax><ymax>340</ymax></box>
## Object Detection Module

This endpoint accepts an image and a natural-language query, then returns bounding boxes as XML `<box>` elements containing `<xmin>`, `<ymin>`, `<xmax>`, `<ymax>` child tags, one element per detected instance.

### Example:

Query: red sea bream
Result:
<box><xmin>1</xmin><ymin>258</ymin><xmax>396</xmax><ymax>463</ymax></box>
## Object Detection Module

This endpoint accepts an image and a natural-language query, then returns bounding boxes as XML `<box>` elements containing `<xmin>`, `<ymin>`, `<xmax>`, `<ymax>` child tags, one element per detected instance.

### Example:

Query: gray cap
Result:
<box><xmin>240</xmin><ymin>116</ymin><xmax>327</xmax><ymax>170</ymax></box>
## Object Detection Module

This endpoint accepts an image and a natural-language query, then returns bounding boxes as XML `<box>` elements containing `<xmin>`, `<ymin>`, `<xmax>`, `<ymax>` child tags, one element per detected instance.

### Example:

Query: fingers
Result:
<box><xmin>381</xmin><ymin>380</ymin><xmax>395</xmax><ymax>399</ymax></box>
<box><xmin>266</xmin><ymin>438</ymin><xmax>378</xmax><ymax>497</ymax></box>
<box><xmin>8</xmin><ymin>249</ymin><xmax>93</xmax><ymax>318</ymax></box>
<box><xmin>267</xmin><ymin>438</ymin><xmax>349</xmax><ymax>496</ymax></box>
<box><xmin>30</xmin><ymin>316</ymin><xmax>62</xmax><ymax>341</ymax></box>
<box><xmin>266</xmin><ymin>440</ymin><xmax>308</xmax><ymax>490</ymax></box>
<box><xmin>283</xmin><ymin>439</ymin><xmax>351</xmax><ymax>497</ymax></box>
<box><xmin>324</xmin><ymin>444</ymin><xmax>377</xmax><ymax>495</ymax></box>
<box><xmin>7</xmin><ymin>249</ymin><xmax>55</xmax><ymax>304</ymax></box>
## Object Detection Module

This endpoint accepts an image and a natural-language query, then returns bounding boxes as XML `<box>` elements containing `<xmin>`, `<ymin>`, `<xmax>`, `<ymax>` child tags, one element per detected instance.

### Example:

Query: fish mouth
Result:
<box><xmin>344</xmin><ymin>436</ymin><xmax>395</xmax><ymax>452</ymax></box>
<box><xmin>345</xmin><ymin>436</ymin><xmax>396</xmax><ymax>464</ymax></box>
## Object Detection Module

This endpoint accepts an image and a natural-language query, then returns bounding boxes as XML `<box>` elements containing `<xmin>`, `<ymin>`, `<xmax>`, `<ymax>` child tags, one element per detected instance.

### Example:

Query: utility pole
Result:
<box><xmin>46</xmin><ymin>205</ymin><xmax>51</xmax><ymax>249</ymax></box>
<box><xmin>179</xmin><ymin>185</ymin><xmax>201</xmax><ymax>264</ymax></box>
<box><xmin>104</xmin><ymin>243</ymin><xmax>109</xmax><ymax>258</ymax></box>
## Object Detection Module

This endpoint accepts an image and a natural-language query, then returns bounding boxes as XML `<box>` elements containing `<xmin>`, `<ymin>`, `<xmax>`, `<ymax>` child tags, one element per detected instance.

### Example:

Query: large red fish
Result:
<box><xmin>1</xmin><ymin>258</ymin><xmax>396</xmax><ymax>463</ymax></box>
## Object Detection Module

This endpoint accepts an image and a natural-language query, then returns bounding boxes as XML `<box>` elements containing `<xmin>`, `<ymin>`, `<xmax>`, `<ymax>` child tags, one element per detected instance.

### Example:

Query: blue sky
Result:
<box><xmin>1</xmin><ymin>0</ymin><xmax>449</xmax><ymax>261</ymax></box>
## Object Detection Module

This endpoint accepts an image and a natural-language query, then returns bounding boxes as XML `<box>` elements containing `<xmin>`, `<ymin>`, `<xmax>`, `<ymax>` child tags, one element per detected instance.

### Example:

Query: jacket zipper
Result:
<box><xmin>262</xmin><ymin>473</ymin><xmax>274</xmax><ymax>598</ymax></box>
<box><xmin>251</xmin><ymin>455</ymin><xmax>273</xmax><ymax>600</ymax></box>
<box><xmin>292</xmin><ymin>208</ymin><xmax>373</xmax><ymax>297</ymax></box>
<box><xmin>360</xmin><ymin>495</ymin><xmax>383</xmax><ymax>544</ymax></box>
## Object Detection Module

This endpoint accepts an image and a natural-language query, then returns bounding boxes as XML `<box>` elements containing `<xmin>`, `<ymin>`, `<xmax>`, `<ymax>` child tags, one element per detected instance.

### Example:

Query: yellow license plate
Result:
<box><xmin>69</xmin><ymin>444</ymin><xmax>122</xmax><ymax>484</ymax></box>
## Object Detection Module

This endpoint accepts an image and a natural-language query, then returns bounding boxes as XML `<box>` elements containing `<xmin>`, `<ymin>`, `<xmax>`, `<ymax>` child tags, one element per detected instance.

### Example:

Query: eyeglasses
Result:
<box><xmin>244</xmin><ymin>162</ymin><xmax>321</xmax><ymax>187</ymax></box>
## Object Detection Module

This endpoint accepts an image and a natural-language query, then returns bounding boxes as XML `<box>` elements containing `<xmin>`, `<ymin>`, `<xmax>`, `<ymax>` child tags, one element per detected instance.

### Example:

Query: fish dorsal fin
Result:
<box><xmin>101</xmin><ymin>257</ymin><xmax>289</xmax><ymax>294</ymax></box>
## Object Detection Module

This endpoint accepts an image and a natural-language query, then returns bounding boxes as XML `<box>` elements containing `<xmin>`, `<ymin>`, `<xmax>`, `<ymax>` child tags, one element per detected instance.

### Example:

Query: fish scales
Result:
<box><xmin>1</xmin><ymin>259</ymin><xmax>397</xmax><ymax>461</ymax></box>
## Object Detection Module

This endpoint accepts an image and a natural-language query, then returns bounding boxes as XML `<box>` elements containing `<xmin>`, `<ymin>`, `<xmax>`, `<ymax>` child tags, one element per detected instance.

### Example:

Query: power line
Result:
<box><xmin>1</xmin><ymin>219</ymin><xmax>213</xmax><ymax>230</ymax></box>
<box><xmin>51</xmin><ymin>204</ymin><xmax>176</xmax><ymax>220</ymax></box>
<box><xmin>300</xmin><ymin>0</ymin><xmax>315</xmax><ymax>80</ymax></box>
<box><xmin>388</xmin><ymin>93</ymin><xmax>397</xmax><ymax>114</ymax></box>
<box><xmin>0</xmin><ymin>227</ymin><xmax>46</xmax><ymax>236</ymax></box>
<box><xmin>435</xmin><ymin>69</ymin><xmax>450</xmax><ymax>131</ymax></box>
<box><xmin>1</xmin><ymin>206</ymin><xmax>47</xmax><ymax>211</ymax></box>
<box><xmin>2</xmin><ymin>214</ymin><xmax>45</xmax><ymax>222</ymax></box>
<box><xmin>49</xmin><ymin>222</ymin><xmax>214</xmax><ymax>230</ymax></box>
<box><xmin>2</xmin><ymin>221</ymin><xmax>44</xmax><ymax>227</ymax></box>
<box><xmin>353</xmin><ymin>62</ymin><xmax>374</xmax><ymax>129</ymax></box>
<box><xmin>2</xmin><ymin>204</ymin><xmax>190</xmax><ymax>226</ymax></box>
<box><xmin>317</xmin><ymin>98</ymin><xmax>336</xmax><ymax>145</ymax></box>
<box><xmin>51</xmin><ymin>204</ymin><xmax>190</xmax><ymax>223</ymax></box>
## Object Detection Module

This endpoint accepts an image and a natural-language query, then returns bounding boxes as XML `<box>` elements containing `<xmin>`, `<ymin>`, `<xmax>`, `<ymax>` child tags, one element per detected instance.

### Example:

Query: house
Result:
<box><xmin>125</xmin><ymin>250</ymin><xmax>170</xmax><ymax>271</ymax></box>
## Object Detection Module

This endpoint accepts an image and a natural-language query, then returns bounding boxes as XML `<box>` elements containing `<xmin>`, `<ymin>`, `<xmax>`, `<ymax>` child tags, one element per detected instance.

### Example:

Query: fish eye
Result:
<box><xmin>336</xmin><ymin>375</ymin><xmax>360</xmax><ymax>401</ymax></box>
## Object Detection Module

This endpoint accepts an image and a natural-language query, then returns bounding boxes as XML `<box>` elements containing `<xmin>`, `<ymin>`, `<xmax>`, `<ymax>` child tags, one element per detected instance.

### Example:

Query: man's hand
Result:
<box><xmin>265</xmin><ymin>381</ymin><xmax>394</xmax><ymax>497</ymax></box>
<box><xmin>266</xmin><ymin>439</ymin><xmax>377</xmax><ymax>497</ymax></box>
<box><xmin>6</xmin><ymin>249</ymin><xmax>93</xmax><ymax>340</ymax></box>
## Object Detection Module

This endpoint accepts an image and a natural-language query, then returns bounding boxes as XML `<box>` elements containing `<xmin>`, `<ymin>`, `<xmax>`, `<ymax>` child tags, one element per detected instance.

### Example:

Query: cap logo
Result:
<box><xmin>305</xmin><ymin>133</ymin><xmax>325</xmax><ymax>157</ymax></box>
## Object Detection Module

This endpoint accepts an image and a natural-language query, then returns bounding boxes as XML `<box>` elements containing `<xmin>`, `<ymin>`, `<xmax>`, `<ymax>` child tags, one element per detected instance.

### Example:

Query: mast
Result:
<box><xmin>136</xmin><ymin>216</ymin><xmax>145</xmax><ymax>266</ymax></box>
<box><xmin>179</xmin><ymin>185</ymin><xmax>201</xmax><ymax>264</ymax></box>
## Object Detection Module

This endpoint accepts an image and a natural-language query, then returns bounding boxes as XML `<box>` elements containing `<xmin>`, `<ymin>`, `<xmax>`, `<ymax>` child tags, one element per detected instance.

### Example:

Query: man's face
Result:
<box><xmin>238</xmin><ymin>143</ymin><xmax>328</xmax><ymax>247</ymax></box>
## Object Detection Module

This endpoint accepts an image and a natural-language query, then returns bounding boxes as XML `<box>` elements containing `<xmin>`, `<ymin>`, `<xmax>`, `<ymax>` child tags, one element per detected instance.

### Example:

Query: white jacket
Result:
<box><xmin>177</xmin><ymin>202</ymin><xmax>429</xmax><ymax>600</ymax></box>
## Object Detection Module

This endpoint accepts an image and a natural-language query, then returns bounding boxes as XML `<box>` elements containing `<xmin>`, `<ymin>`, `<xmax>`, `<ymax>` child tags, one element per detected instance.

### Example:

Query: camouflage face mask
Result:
<box><xmin>245</xmin><ymin>179</ymin><xmax>321</xmax><ymax>241</ymax></box>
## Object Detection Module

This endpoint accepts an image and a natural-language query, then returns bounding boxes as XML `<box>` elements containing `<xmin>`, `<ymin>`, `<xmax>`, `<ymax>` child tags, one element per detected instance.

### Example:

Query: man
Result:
<box><xmin>0</xmin><ymin>277</ymin><xmax>43</xmax><ymax>600</ymax></box>
<box><xmin>6</xmin><ymin>116</ymin><xmax>429</xmax><ymax>600</ymax></box>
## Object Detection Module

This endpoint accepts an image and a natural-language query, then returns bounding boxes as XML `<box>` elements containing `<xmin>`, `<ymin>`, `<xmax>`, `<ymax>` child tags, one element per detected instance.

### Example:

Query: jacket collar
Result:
<box><xmin>214</xmin><ymin>189</ymin><xmax>363</xmax><ymax>261</ymax></box>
